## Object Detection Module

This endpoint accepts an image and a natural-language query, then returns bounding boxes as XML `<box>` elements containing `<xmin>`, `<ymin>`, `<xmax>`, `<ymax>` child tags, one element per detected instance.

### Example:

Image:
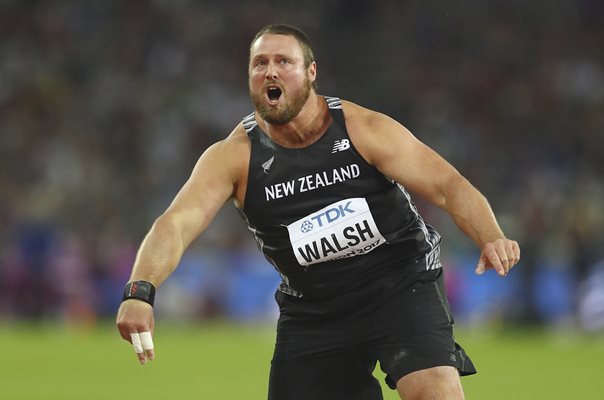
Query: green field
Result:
<box><xmin>0</xmin><ymin>322</ymin><xmax>602</xmax><ymax>399</ymax></box>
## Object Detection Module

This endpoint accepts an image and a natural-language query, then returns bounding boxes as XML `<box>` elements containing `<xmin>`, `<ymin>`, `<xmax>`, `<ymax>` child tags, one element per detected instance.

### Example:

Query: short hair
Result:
<box><xmin>250</xmin><ymin>24</ymin><xmax>315</xmax><ymax>69</ymax></box>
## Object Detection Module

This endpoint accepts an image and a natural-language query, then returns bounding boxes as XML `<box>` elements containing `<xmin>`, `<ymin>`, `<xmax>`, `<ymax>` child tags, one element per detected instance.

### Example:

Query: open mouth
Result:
<box><xmin>266</xmin><ymin>86</ymin><xmax>282</xmax><ymax>104</ymax></box>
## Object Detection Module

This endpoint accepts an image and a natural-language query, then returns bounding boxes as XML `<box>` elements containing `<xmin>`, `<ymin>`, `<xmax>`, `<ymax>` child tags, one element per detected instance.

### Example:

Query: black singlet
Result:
<box><xmin>238</xmin><ymin>96</ymin><xmax>441</xmax><ymax>299</ymax></box>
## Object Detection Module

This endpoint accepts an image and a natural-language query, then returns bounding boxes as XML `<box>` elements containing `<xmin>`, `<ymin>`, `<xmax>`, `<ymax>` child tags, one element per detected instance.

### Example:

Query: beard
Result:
<box><xmin>250</xmin><ymin>77</ymin><xmax>312</xmax><ymax>125</ymax></box>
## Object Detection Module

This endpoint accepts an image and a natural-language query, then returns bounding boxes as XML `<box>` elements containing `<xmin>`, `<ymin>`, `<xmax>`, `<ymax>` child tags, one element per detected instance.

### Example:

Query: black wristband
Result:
<box><xmin>122</xmin><ymin>280</ymin><xmax>156</xmax><ymax>306</ymax></box>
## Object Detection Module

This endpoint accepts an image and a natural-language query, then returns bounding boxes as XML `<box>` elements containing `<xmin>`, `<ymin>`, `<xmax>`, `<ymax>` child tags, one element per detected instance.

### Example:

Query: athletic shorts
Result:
<box><xmin>268</xmin><ymin>268</ymin><xmax>476</xmax><ymax>400</ymax></box>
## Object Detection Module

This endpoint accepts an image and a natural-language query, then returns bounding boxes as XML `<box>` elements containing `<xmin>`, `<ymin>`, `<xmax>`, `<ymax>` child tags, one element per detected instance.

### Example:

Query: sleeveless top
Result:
<box><xmin>238</xmin><ymin>96</ymin><xmax>441</xmax><ymax>299</ymax></box>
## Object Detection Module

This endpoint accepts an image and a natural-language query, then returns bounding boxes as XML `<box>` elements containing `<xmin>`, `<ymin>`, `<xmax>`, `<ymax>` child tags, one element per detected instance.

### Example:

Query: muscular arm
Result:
<box><xmin>364</xmin><ymin>115</ymin><xmax>503</xmax><ymax>248</ymax></box>
<box><xmin>116</xmin><ymin>128</ymin><xmax>249</xmax><ymax>364</ymax></box>
<box><xmin>343</xmin><ymin>101</ymin><xmax>519</xmax><ymax>276</ymax></box>
<box><xmin>129</xmin><ymin>139</ymin><xmax>240</xmax><ymax>287</ymax></box>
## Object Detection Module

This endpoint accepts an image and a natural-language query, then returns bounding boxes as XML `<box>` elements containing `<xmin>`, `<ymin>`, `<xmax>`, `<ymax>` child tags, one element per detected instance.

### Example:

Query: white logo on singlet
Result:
<box><xmin>331</xmin><ymin>139</ymin><xmax>350</xmax><ymax>153</ymax></box>
<box><xmin>286</xmin><ymin>198</ymin><xmax>386</xmax><ymax>267</ymax></box>
<box><xmin>261</xmin><ymin>155</ymin><xmax>275</xmax><ymax>174</ymax></box>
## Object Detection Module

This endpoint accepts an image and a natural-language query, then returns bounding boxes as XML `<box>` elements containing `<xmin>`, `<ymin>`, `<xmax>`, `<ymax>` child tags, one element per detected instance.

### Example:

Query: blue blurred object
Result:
<box><xmin>452</xmin><ymin>256</ymin><xmax>522</xmax><ymax>324</ymax></box>
<box><xmin>532</xmin><ymin>265</ymin><xmax>576</xmax><ymax>324</ymax></box>
<box><xmin>578</xmin><ymin>260</ymin><xmax>604</xmax><ymax>332</ymax></box>
<box><xmin>225</xmin><ymin>250</ymin><xmax>280</xmax><ymax>321</ymax></box>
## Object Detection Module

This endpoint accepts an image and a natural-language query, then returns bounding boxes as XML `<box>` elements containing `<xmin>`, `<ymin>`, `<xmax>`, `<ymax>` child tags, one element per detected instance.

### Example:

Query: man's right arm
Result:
<box><xmin>128</xmin><ymin>137</ymin><xmax>242</xmax><ymax>287</ymax></box>
<box><xmin>116</xmin><ymin>129</ymin><xmax>249</xmax><ymax>364</ymax></box>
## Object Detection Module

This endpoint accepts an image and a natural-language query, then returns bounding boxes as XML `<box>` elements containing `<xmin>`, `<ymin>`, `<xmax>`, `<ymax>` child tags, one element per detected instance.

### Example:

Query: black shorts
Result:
<box><xmin>268</xmin><ymin>268</ymin><xmax>476</xmax><ymax>400</ymax></box>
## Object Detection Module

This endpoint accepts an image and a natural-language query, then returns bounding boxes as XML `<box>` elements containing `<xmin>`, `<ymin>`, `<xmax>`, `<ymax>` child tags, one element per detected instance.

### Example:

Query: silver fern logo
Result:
<box><xmin>261</xmin><ymin>155</ymin><xmax>275</xmax><ymax>174</ymax></box>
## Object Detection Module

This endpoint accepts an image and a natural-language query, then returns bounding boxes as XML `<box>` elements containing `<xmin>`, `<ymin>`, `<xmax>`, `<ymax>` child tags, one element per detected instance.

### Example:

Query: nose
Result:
<box><xmin>265</xmin><ymin>62</ymin><xmax>278</xmax><ymax>80</ymax></box>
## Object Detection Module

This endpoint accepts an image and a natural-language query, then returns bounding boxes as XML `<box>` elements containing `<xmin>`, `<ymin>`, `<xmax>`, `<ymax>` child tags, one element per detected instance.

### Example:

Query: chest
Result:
<box><xmin>245</xmin><ymin>133</ymin><xmax>389</xmax><ymax>222</ymax></box>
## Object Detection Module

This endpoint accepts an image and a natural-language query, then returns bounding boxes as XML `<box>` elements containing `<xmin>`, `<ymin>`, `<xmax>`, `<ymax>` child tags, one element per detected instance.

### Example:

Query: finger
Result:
<box><xmin>511</xmin><ymin>240</ymin><xmax>521</xmax><ymax>265</ymax></box>
<box><xmin>485</xmin><ymin>245</ymin><xmax>505</xmax><ymax>276</ymax></box>
<box><xmin>494</xmin><ymin>244</ymin><xmax>510</xmax><ymax>275</ymax></box>
<box><xmin>118</xmin><ymin>327</ymin><xmax>132</xmax><ymax>343</ymax></box>
<box><xmin>500</xmin><ymin>240</ymin><xmax>520</xmax><ymax>272</ymax></box>
<box><xmin>130</xmin><ymin>332</ymin><xmax>148</xmax><ymax>365</ymax></box>
<box><xmin>130</xmin><ymin>332</ymin><xmax>143</xmax><ymax>353</ymax></box>
<box><xmin>116</xmin><ymin>317</ymin><xmax>133</xmax><ymax>343</ymax></box>
<box><xmin>475</xmin><ymin>257</ymin><xmax>486</xmax><ymax>275</ymax></box>
<box><xmin>140</xmin><ymin>331</ymin><xmax>155</xmax><ymax>361</ymax></box>
<box><xmin>504</xmin><ymin>240</ymin><xmax>518</xmax><ymax>270</ymax></box>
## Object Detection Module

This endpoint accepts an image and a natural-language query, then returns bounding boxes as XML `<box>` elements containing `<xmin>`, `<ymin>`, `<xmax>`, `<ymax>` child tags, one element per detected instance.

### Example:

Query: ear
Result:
<box><xmin>308</xmin><ymin>61</ymin><xmax>317</xmax><ymax>84</ymax></box>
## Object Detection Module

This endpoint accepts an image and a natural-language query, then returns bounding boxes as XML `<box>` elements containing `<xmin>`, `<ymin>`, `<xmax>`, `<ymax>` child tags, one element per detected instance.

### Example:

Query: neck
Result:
<box><xmin>258</xmin><ymin>94</ymin><xmax>331</xmax><ymax>148</ymax></box>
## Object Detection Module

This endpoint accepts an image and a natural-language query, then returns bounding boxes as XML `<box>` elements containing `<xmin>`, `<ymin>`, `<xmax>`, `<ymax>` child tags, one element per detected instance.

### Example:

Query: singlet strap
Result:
<box><xmin>242</xmin><ymin>112</ymin><xmax>257</xmax><ymax>133</ymax></box>
<box><xmin>324</xmin><ymin>96</ymin><xmax>342</xmax><ymax>109</ymax></box>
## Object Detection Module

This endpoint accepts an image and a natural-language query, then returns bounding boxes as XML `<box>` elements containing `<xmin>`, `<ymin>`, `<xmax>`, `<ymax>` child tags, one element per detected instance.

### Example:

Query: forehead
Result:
<box><xmin>250</xmin><ymin>34</ymin><xmax>303</xmax><ymax>59</ymax></box>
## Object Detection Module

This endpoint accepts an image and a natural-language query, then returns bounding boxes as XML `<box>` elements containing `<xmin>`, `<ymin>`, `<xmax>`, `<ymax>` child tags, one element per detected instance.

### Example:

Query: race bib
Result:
<box><xmin>286</xmin><ymin>198</ymin><xmax>386</xmax><ymax>266</ymax></box>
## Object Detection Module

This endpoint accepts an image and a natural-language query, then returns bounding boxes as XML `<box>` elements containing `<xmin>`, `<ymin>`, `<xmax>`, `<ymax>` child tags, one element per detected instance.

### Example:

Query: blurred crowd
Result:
<box><xmin>1</xmin><ymin>0</ymin><xmax>603</xmax><ymax>330</ymax></box>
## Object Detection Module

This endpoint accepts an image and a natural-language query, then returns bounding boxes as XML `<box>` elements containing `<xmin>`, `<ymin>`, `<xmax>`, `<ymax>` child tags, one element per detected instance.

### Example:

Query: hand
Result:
<box><xmin>475</xmin><ymin>238</ymin><xmax>520</xmax><ymax>277</ymax></box>
<box><xmin>116</xmin><ymin>299</ymin><xmax>155</xmax><ymax>365</ymax></box>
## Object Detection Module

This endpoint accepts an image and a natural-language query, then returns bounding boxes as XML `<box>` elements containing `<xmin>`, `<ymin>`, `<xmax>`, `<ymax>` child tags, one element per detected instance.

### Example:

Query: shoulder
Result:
<box><xmin>185</xmin><ymin>123</ymin><xmax>251</xmax><ymax>206</ymax></box>
<box><xmin>339</xmin><ymin>99</ymin><xmax>412</xmax><ymax>166</ymax></box>
<box><xmin>204</xmin><ymin>124</ymin><xmax>250</xmax><ymax>157</ymax></box>
<box><xmin>339</xmin><ymin>100</ymin><xmax>396</xmax><ymax>129</ymax></box>
<box><xmin>193</xmin><ymin>123</ymin><xmax>251</xmax><ymax>179</ymax></box>
<box><xmin>221</xmin><ymin>123</ymin><xmax>251</xmax><ymax>153</ymax></box>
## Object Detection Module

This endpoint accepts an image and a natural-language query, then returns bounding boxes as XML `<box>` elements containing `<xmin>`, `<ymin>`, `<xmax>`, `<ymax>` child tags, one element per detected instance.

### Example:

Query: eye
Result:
<box><xmin>255</xmin><ymin>59</ymin><xmax>267</xmax><ymax>67</ymax></box>
<box><xmin>279</xmin><ymin>58</ymin><xmax>290</xmax><ymax>64</ymax></box>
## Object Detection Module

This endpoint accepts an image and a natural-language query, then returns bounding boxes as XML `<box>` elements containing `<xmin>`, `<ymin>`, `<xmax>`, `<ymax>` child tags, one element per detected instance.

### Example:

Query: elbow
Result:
<box><xmin>152</xmin><ymin>208</ymin><xmax>206</xmax><ymax>250</ymax></box>
<box><xmin>149</xmin><ymin>213</ymin><xmax>184</xmax><ymax>250</ymax></box>
<box><xmin>152</xmin><ymin>212</ymin><xmax>177</xmax><ymax>233</ymax></box>
<box><xmin>440</xmin><ymin>173</ymin><xmax>474</xmax><ymax>211</ymax></box>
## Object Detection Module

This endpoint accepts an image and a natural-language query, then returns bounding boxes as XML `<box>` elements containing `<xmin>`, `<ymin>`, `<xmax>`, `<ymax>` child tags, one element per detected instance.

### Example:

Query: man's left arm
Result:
<box><xmin>345</xmin><ymin>103</ymin><xmax>520</xmax><ymax>276</ymax></box>
<box><xmin>429</xmin><ymin>171</ymin><xmax>520</xmax><ymax>276</ymax></box>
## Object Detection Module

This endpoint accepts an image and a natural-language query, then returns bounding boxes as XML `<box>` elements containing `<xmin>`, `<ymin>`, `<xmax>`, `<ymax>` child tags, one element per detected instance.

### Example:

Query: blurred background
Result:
<box><xmin>1</xmin><ymin>0</ymin><xmax>603</xmax><ymax>333</ymax></box>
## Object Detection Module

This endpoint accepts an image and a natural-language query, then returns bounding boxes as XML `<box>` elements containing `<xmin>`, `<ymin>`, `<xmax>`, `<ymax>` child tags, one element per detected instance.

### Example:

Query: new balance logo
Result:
<box><xmin>262</xmin><ymin>155</ymin><xmax>275</xmax><ymax>174</ymax></box>
<box><xmin>332</xmin><ymin>139</ymin><xmax>350</xmax><ymax>153</ymax></box>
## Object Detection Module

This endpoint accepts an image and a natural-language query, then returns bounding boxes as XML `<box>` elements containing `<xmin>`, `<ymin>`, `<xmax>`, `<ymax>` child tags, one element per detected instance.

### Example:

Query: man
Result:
<box><xmin>116</xmin><ymin>24</ymin><xmax>520</xmax><ymax>400</ymax></box>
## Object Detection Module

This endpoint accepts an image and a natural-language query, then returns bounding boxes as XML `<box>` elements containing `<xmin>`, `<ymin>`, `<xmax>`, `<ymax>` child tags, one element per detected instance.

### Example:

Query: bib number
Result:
<box><xmin>286</xmin><ymin>198</ymin><xmax>385</xmax><ymax>267</ymax></box>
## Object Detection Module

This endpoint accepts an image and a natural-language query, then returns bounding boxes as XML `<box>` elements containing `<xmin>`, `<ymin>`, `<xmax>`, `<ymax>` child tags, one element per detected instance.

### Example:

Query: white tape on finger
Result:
<box><xmin>140</xmin><ymin>331</ymin><xmax>154</xmax><ymax>350</ymax></box>
<box><xmin>130</xmin><ymin>332</ymin><xmax>143</xmax><ymax>354</ymax></box>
